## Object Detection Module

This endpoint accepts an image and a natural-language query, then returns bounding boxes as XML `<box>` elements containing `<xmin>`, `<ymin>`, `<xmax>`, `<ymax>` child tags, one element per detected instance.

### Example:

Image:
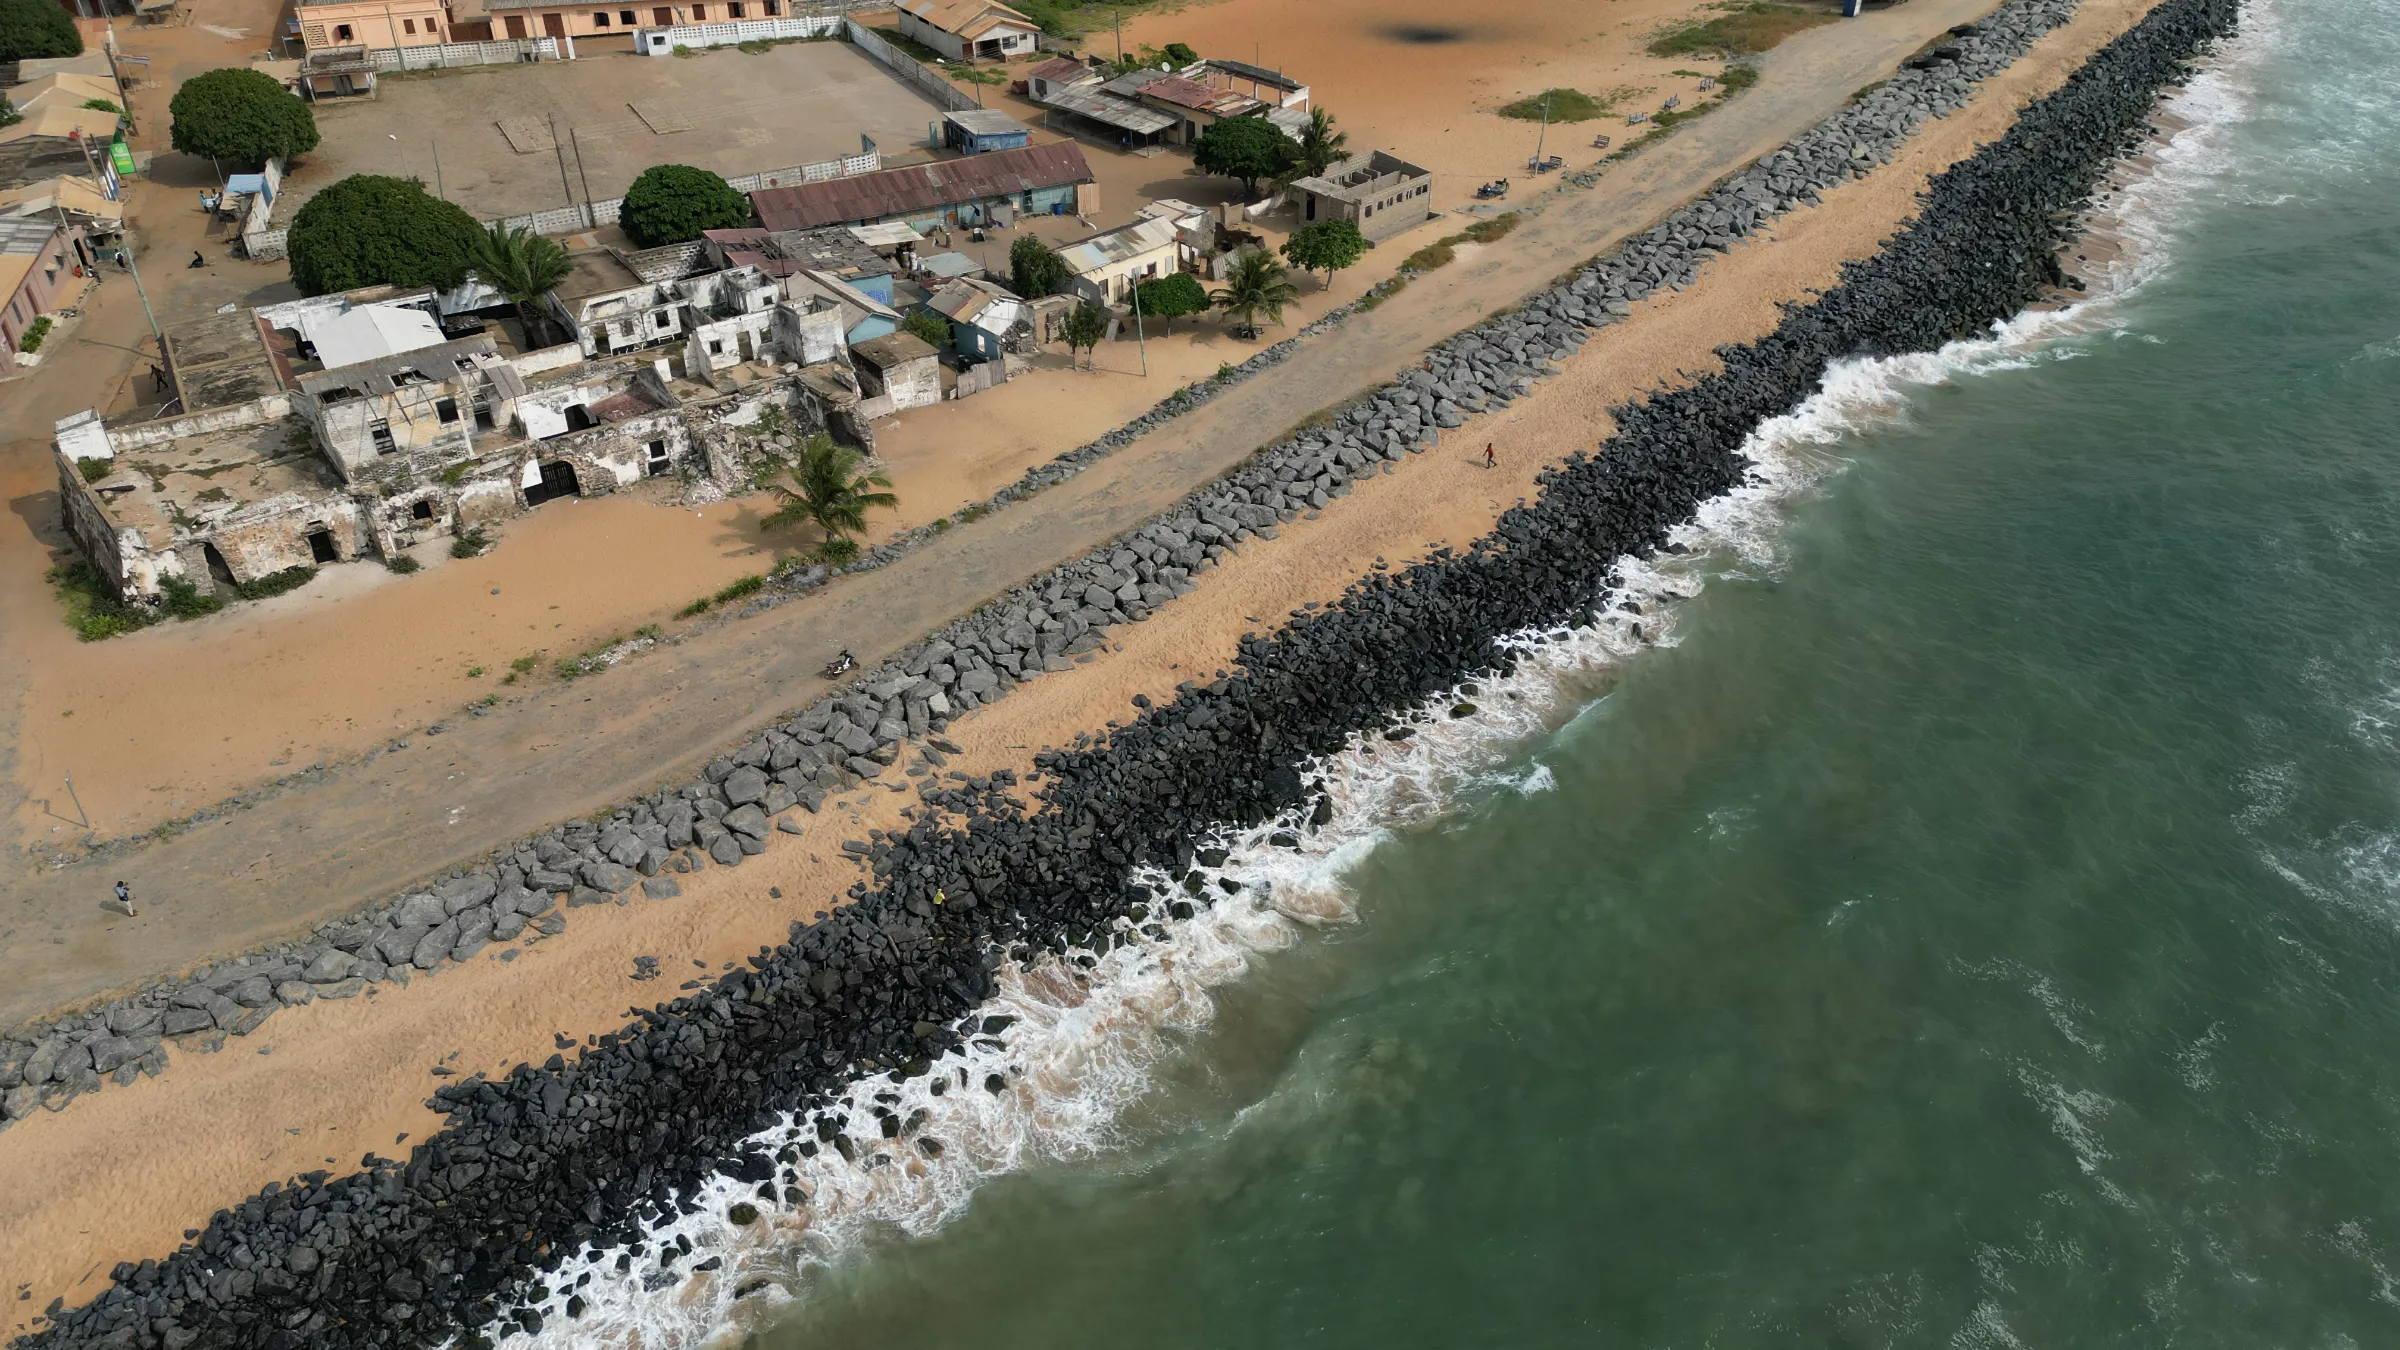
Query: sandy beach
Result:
<box><xmin>0</xmin><ymin>0</ymin><xmax>2172</xmax><ymax>1321</ymax></box>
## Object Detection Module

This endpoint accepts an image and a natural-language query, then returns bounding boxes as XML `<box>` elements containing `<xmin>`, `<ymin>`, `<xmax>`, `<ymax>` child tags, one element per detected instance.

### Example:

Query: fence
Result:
<box><xmin>478</xmin><ymin>146</ymin><xmax>882</xmax><ymax>238</ymax></box>
<box><xmin>636</xmin><ymin>12</ymin><xmax>842</xmax><ymax>54</ymax></box>
<box><xmin>842</xmin><ymin>17</ymin><xmax>980</xmax><ymax>115</ymax></box>
<box><xmin>367</xmin><ymin>37</ymin><xmax>564</xmax><ymax>71</ymax></box>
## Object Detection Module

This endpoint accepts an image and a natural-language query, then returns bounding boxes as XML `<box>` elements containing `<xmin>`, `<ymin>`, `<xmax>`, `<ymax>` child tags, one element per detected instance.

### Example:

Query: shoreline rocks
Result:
<box><xmin>8</xmin><ymin>0</ymin><xmax>2245</xmax><ymax>1342</ymax></box>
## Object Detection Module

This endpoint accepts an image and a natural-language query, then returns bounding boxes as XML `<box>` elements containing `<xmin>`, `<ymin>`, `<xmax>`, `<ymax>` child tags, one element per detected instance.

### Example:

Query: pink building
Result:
<box><xmin>0</xmin><ymin>219</ymin><xmax>84</xmax><ymax>374</ymax></box>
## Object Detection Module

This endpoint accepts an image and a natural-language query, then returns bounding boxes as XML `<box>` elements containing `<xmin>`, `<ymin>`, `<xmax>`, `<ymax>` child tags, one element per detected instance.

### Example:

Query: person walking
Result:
<box><xmin>113</xmin><ymin>880</ymin><xmax>135</xmax><ymax>917</ymax></box>
<box><xmin>1484</xmin><ymin>442</ymin><xmax>1497</xmax><ymax>470</ymax></box>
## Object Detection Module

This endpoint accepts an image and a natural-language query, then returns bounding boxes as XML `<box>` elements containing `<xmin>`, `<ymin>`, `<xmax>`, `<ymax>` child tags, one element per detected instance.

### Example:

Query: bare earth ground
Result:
<box><xmin>2</xmin><ymin>0</ymin><xmax>2013</xmax><ymax>1021</ymax></box>
<box><xmin>0</xmin><ymin>0</ymin><xmax>2167</xmax><ymax>1319</ymax></box>
<box><xmin>275</xmin><ymin>40</ymin><xmax>948</xmax><ymax>224</ymax></box>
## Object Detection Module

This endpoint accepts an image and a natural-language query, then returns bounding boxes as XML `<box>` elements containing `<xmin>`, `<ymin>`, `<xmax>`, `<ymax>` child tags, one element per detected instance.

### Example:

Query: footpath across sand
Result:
<box><xmin>0</xmin><ymin>0</ymin><xmax>2170</xmax><ymax>1319</ymax></box>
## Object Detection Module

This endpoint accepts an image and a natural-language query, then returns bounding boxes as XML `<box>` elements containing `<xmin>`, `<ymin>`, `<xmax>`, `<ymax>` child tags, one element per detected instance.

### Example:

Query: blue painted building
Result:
<box><xmin>941</xmin><ymin>108</ymin><xmax>1033</xmax><ymax>155</ymax></box>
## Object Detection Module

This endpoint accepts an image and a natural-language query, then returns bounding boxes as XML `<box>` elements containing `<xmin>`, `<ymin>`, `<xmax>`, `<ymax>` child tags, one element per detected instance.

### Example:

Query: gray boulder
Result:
<box><xmin>582</xmin><ymin>859</ymin><xmax>636</xmax><ymax>894</ymax></box>
<box><xmin>724</xmin><ymin>766</ymin><xmax>769</xmax><ymax>806</ymax></box>
<box><xmin>395</xmin><ymin>892</ymin><xmax>448</xmax><ymax>929</ymax></box>
<box><xmin>226</xmin><ymin>975</ymin><xmax>276</xmax><ymax>1009</ymax></box>
<box><xmin>303</xmin><ymin>948</ymin><xmax>356</xmax><ymax>983</ymax></box>
<box><xmin>722</xmin><ymin>804</ymin><xmax>770</xmax><ymax>841</ymax></box>
<box><xmin>275</xmin><ymin>982</ymin><xmax>315</xmax><ymax>1007</ymax></box>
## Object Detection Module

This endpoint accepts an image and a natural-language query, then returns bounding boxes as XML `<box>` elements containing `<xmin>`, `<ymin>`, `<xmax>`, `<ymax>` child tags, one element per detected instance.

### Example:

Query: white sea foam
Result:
<box><xmin>474</xmin><ymin>42</ymin><xmax>2258</xmax><ymax>1350</ymax></box>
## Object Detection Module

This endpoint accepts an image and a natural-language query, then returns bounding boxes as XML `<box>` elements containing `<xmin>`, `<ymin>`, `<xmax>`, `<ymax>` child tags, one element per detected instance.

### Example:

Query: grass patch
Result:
<box><xmin>1647</xmin><ymin>2</ymin><xmax>1837</xmax><ymax>58</ymax></box>
<box><xmin>76</xmin><ymin>456</ymin><xmax>113</xmax><ymax>483</ymax></box>
<box><xmin>1459</xmin><ymin>212</ymin><xmax>1521</xmax><ymax>244</ymax></box>
<box><xmin>230</xmin><ymin>565</ymin><xmax>316</xmax><ymax>601</ymax></box>
<box><xmin>386</xmin><ymin>554</ymin><xmax>421</xmax><ymax>574</ymax></box>
<box><xmin>439</xmin><ymin>462</ymin><xmax>470</xmax><ymax>486</ymax></box>
<box><xmin>48</xmin><ymin>563</ymin><xmax>154</xmax><ymax>641</ymax></box>
<box><xmin>715</xmin><ymin>573</ymin><xmax>765</xmax><ymax>603</ymax></box>
<box><xmin>870</xmin><ymin>25</ymin><xmax>947</xmax><ymax>62</ymax></box>
<box><xmin>1719</xmin><ymin>64</ymin><xmax>1760</xmax><ymax>92</ymax></box>
<box><xmin>450</xmin><ymin>526</ymin><xmax>489</xmax><ymax>559</ymax></box>
<box><xmin>1398</xmin><ymin>211</ymin><xmax>1521</xmax><ymax>277</ymax></box>
<box><xmin>502</xmin><ymin>653</ymin><xmax>541</xmax><ymax>685</ymax></box>
<box><xmin>635</xmin><ymin>623</ymin><xmax>662</xmax><ymax>639</ymax></box>
<box><xmin>1497</xmin><ymin>86</ymin><xmax>1647</xmax><ymax>123</ymax></box>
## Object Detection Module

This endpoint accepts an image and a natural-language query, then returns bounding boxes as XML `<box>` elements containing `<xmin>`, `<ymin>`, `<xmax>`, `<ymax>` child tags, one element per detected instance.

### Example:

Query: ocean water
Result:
<box><xmin>531</xmin><ymin>0</ymin><xmax>2400</xmax><ymax>1343</ymax></box>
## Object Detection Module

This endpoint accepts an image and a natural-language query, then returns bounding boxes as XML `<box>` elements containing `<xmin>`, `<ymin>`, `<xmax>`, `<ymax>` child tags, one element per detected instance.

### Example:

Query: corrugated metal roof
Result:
<box><xmin>1037</xmin><ymin>85</ymin><xmax>1176</xmax><ymax>135</ymax></box>
<box><xmin>1056</xmin><ymin>216</ymin><xmax>1179</xmax><ymax>274</ymax></box>
<box><xmin>751</xmin><ymin>142</ymin><xmax>1093</xmax><ymax>231</ymax></box>
<box><xmin>895</xmin><ymin>0</ymin><xmax>1034</xmax><ymax>35</ymax></box>
<box><xmin>1026</xmin><ymin>56</ymin><xmax>1090</xmax><ymax>84</ymax></box>
<box><xmin>945</xmin><ymin>108</ymin><xmax>1029</xmax><ymax>137</ymax></box>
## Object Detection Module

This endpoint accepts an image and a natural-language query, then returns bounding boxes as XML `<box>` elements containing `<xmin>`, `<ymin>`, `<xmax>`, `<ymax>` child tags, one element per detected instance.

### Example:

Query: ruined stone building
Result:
<box><xmin>55</xmin><ymin>278</ymin><xmax>873</xmax><ymax>603</ymax></box>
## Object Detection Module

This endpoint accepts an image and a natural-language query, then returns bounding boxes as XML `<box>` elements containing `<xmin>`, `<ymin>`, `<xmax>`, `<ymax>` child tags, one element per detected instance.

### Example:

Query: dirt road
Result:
<box><xmin>0</xmin><ymin>0</ymin><xmax>2003</xmax><ymax>1030</ymax></box>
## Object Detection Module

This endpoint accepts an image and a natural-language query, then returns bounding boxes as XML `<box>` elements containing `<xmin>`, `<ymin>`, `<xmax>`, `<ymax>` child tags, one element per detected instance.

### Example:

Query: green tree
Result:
<box><xmin>1161</xmin><ymin>41</ymin><xmax>1199</xmax><ymax>66</ymax></box>
<box><xmin>287</xmin><ymin>174</ymin><xmax>481</xmax><ymax>297</ymax></box>
<box><xmin>0</xmin><ymin>96</ymin><xmax>19</xmax><ymax>131</ymax></box>
<box><xmin>1291</xmin><ymin>106</ymin><xmax>1348</xmax><ymax>181</ymax></box>
<box><xmin>1192</xmin><ymin>115</ymin><xmax>1299</xmax><ymax>198</ymax></box>
<box><xmin>168</xmin><ymin>68</ymin><xmax>319</xmax><ymax>166</ymax></box>
<box><xmin>468</xmin><ymin>223</ymin><xmax>572</xmax><ymax>347</ymax></box>
<box><xmin>619</xmin><ymin>164</ymin><xmax>750</xmax><ymax>248</ymax></box>
<box><xmin>1209</xmin><ymin>248</ymin><xmax>1300</xmax><ymax>338</ymax></box>
<box><xmin>1061</xmin><ymin>301</ymin><xmax>1108</xmax><ymax>369</ymax></box>
<box><xmin>1008</xmin><ymin>234</ymin><xmax>1071</xmax><ymax>298</ymax></box>
<box><xmin>0</xmin><ymin>0</ymin><xmax>82</xmax><ymax>61</ymax></box>
<box><xmin>901</xmin><ymin>309</ymin><xmax>952</xmax><ymax>350</ymax></box>
<box><xmin>761</xmin><ymin>434</ymin><xmax>899</xmax><ymax>547</ymax></box>
<box><xmin>1280</xmin><ymin>218</ymin><xmax>1365</xmax><ymax>288</ymax></box>
<box><xmin>1132</xmin><ymin>272</ymin><xmax>1207</xmax><ymax>334</ymax></box>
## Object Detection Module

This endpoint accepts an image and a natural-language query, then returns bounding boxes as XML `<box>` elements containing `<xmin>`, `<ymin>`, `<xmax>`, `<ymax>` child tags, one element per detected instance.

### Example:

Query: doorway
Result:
<box><xmin>542</xmin><ymin>12</ymin><xmax>565</xmax><ymax>38</ymax></box>
<box><xmin>306</xmin><ymin>530</ymin><xmax>339</xmax><ymax>564</ymax></box>
<box><xmin>505</xmin><ymin>14</ymin><xmax>528</xmax><ymax>37</ymax></box>
<box><xmin>525</xmin><ymin>460</ymin><xmax>580</xmax><ymax>506</ymax></box>
<box><xmin>202</xmin><ymin>542</ymin><xmax>237</xmax><ymax>589</ymax></box>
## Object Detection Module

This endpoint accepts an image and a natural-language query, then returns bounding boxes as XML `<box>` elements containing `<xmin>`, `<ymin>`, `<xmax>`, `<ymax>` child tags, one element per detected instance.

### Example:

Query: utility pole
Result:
<box><xmin>1130</xmin><ymin>281</ymin><xmax>1146</xmax><ymax>377</ymax></box>
<box><xmin>1113</xmin><ymin>5</ymin><xmax>1121</xmax><ymax>62</ymax></box>
<box><xmin>431</xmin><ymin>137</ymin><xmax>445</xmax><ymax>199</ymax></box>
<box><xmin>549</xmin><ymin>110</ymin><xmax>576</xmax><ymax>215</ymax></box>
<box><xmin>569</xmin><ymin>127</ymin><xmax>595</xmax><ymax>218</ymax></box>
<box><xmin>1533</xmin><ymin>89</ymin><xmax>1551</xmax><ymax>168</ymax></box>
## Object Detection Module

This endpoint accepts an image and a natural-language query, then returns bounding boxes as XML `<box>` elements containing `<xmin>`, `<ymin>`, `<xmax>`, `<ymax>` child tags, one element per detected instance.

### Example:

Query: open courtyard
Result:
<box><xmin>275</xmin><ymin>37</ymin><xmax>951</xmax><ymax>223</ymax></box>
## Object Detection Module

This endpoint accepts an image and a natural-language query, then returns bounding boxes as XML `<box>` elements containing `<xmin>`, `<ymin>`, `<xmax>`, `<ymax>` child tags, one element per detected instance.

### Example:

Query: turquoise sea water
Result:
<box><xmin>744</xmin><ymin>3</ymin><xmax>2400</xmax><ymax>1345</ymax></box>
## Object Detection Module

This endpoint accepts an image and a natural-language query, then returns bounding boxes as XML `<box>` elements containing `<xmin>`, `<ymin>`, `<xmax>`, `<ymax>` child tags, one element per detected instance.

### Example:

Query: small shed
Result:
<box><xmin>942</xmin><ymin>109</ymin><xmax>1033</xmax><ymax>156</ymax></box>
<box><xmin>850</xmin><ymin>331</ymin><xmax>941</xmax><ymax>413</ymax></box>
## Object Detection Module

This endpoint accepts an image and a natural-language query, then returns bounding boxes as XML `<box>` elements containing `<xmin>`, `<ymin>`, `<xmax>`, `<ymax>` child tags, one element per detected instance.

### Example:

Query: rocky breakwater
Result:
<box><xmin>0</xmin><ymin>0</ymin><xmax>2098</xmax><ymax>1132</ymax></box>
<box><xmin>11</xmin><ymin>0</ymin><xmax>2239</xmax><ymax>1344</ymax></box>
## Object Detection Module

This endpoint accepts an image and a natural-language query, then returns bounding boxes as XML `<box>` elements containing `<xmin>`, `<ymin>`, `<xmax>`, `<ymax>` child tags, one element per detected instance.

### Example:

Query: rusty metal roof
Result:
<box><xmin>750</xmin><ymin>142</ymin><xmax>1093</xmax><ymax>231</ymax></box>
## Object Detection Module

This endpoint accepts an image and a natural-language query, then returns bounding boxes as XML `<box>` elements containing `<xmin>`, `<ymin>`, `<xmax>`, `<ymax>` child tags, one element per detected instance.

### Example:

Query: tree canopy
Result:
<box><xmin>1192</xmin><ymin>115</ymin><xmax>1299</xmax><ymax>198</ymax></box>
<box><xmin>1132</xmin><ymin>272</ymin><xmax>1208</xmax><ymax>332</ymax></box>
<box><xmin>619</xmin><ymin>164</ymin><xmax>749</xmax><ymax>248</ymax></box>
<box><xmin>1291</xmin><ymin>107</ymin><xmax>1348</xmax><ymax>181</ymax></box>
<box><xmin>1280</xmin><ymin>218</ymin><xmax>1365</xmax><ymax>286</ymax></box>
<box><xmin>170</xmin><ymin>68</ymin><xmax>320</xmax><ymax>166</ymax></box>
<box><xmin>287</xmin><ymin>175</ymin><xmax>481</xmax><ymax>297</ymax></box>
<box><xmin>1062</xmin><ymin>302</ymin><xmax>1108</xmax><ymax>368</ymax></box>
<box><xmin>0</xmin><ymin>0</ymin><xmax>83</xmax><ymax>62</ymax></box>
<box><xmin>468</xmin><ymin>223</ymin><xmax>572</xmax><ymax>345</ymax></box>
<box><xmin>1210</xmin><ymin>248</ymin><xmax>1300</xmax><ymax>338</ymax></box>
<box><xmin>762</xmin><ymin>435</ymin><xmax>898</xmax><ymax>551</ymax></box>
<box><xmin>1008</xmin><ymin>234</ymin><xmax>1071</xmax><ymax>298</ymax></box>
<box><xmin>901</xmin><ymin>309</ymin><xmax>952</xmax><ymax>350</ymax></box>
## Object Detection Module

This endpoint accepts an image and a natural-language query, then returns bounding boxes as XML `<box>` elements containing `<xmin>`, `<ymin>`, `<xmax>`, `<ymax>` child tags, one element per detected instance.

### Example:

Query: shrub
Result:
<box><xmin>386</xmin><ymin>554</ymin><xmax>422</xmax><ymax>574</ymax></box>
<box><xmin>287</xmin><ymin>175</ymin><xmax>480</xmax><ymax>296</ymax></box>
<box><xmin>814</xmin><ymin>536</ymin><xmax>860</xmax><ymax>565</ymax></box>
<box><xmin>169</xmin><ymin>68</ymin><xmax>319</xmax><ymax>165</ymax></box>
<box><xmin>76</xmin><ymin>455</ymin><xmax>112</xmax><ymax>482</ymax></box>
<box><xmin>48</xmin><ymin>562</ymin><xmax>152</xmax><ymax>641</ymax></box>
<box><xmin>19</xmin><ymin>313</ymin><xmax>51</xmax><ymax>352</ymax></box>
<box><xmin>902</xmin><ymin>309</ymin><xmax>952</xmax><ymax>349</ymax></box>
<box><xmin>230</xmin><ymin>565</ymin><xmax>316</xmax><ymax>600</ymax></box>
<box><xmin>159</xmin><ymin>576</ymin><xmax>225</xmax><ymax>620</ymax></box>
<box><xmin>677</xmin><ymin>596</ymin><xmax>713</xmax><ymax>618</ymax></box>
<box><xmin>620</xmin><ymin>164</ymin><xmax>749</xmax><ymax>248</ymax></box>
<box><xmin>450</xmin><ymin>525</ymin><xmax>489</xmax><ymax>559</ymax></box>
<box><xmin>0</xmin><ymin>0</ymin><xmax>83</xmax><ymax>61</ymax></box>
<box><xmin>1459</xmin><ymin>212</ymin><xmax>1520</xmax><ymax>244</ymax></box>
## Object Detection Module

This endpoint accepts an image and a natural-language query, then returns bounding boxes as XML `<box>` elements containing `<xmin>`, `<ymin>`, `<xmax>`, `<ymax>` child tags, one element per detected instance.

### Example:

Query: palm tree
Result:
<box><xmin>762</xmin><ymin>434</ymin><xmax>899</xmax><ymax>556</ymax></box>
<box><xmin>468</xmin><ymin>223</ymin><xmax>572</xmax><ymax>349</ymax></box>
<box><xmin>1209</xmin><ymin>249</ymin><xmax>1302</xmax><ymax>340</ymax></box>
<box><xmin>1293</xmin><ymin>107</ymin><xmax>1348</xmax><ymax>181</ymax></box>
